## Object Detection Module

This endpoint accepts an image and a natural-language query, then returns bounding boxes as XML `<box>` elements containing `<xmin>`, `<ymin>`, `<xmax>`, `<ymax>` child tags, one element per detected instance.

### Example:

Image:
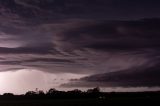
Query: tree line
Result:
<box><xmin>0</xmin><ymin>87</ymin><xmax>102</xmax><ymax>100</ymax></box>
<box><xmin>1</xmin><ymin>87</ymin><xmax>160</xmax><ymax>101</ymax></box>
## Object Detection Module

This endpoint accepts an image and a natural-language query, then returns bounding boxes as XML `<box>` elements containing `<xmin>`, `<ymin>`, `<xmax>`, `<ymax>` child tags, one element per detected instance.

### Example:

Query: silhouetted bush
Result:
<box><xmin>25</xmin><ymin>91</ymin><xmax>37</xmax><ymax>96</ymax></box>
<box><xmin>87</xmin><ymin>87</ymin><xmax>100</xmax><ymax>93</ymax></box>
<box><xmin>46</xmin><ymin>88</ymin><xmax>57</xmax><ymax>95</ymax></box>
<box><xmin>37</xmin><ymin>90</ymin><xmax>45</xmax><ymax>95</ymax></box>
<box><xmin>3</xmin><ymin>93</ymin><xmax>14</xmax><ymax>96</ymax></box>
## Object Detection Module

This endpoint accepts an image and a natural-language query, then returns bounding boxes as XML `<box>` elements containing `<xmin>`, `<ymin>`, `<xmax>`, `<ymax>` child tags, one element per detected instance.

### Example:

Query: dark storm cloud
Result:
<box><xmin>0</xmin><ymin>46</ymin><xmax>54</xmax><ymax>54</ymax></box>
<box><xmin>56</xmin><ymin>19</ymin><xmax>160</xmax><ymax>52</ymax></box>
<box><xmin>0</xmin><ymin>58</ymin><xmax>74</xmax><ymax>65</ymax></box>
<box><xmin>0</xmin><ymin>0</ymin><xmax>160</xmax><ymax>88</ymax></box>
<box><xmin>1</xmin><ymin>0</ymin><xmax>160</xmax><ymax>23</ymax></box>
<box><xmin>0</xmin><ymin>18</ymin><xmax>160</xmax><ymax>74</ymax></box>
<box><xmin>25</xmin><ymin>58</ymin><xmax>74</xmax><ymax>63</ymax></box>
<box><xmin>61</xmin><ymin>64</ymin><xmax>160</xmax><ymax>87</ymax></box>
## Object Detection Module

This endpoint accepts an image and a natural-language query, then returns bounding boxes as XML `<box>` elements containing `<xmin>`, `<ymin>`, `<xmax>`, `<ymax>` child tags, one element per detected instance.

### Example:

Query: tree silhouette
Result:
<box><xmin>37</xmin><ymin>90</ymin><xmax>45</xmax><ymax>95</ymax></box>
<box><xmin>47</xmin><ymin>88</ymin><xmax>57</xmax><ymax>95</ymax></box>
<box><xmin>25</xmin><ymin>91</ymin><xmax>37</xmax><ymax>96</ymax></box>
<box><xmin>87</xmin><ymin>87</ymin><xmax>100</xmax><ymax>93</ymax></box>
<box><xmin>3</xmin><ymin>93</ymin><xmax>14</xmax><ymax>96</ymax></box>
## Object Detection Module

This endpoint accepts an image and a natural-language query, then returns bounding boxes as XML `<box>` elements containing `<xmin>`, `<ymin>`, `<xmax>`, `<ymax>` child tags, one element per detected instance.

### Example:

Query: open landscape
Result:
<box><xmin>0</xmin><ymin>88</ymin><xmax>160</xmax><ymax>106</ymax></box>
<box><xmin>0</xmin><ymin>0</ymin><xmax>160</xmax><ymax>105</ymax></box>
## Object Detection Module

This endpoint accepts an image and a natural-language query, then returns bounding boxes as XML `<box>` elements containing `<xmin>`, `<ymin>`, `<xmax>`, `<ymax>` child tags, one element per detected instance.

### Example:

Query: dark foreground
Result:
<box><xmin>0</xmin><ymin>92</ymin><xmax>160</xmax><ymax>106</ymax></box>
<box><xmin>0</xmin><ymin>99</ymin><xmax>104</xmax><ymax>106</ymax></box>
<box><xmin>0</xmin><ymin>98</ymin><xmax>159</xmax><ymax>106</ymax></box>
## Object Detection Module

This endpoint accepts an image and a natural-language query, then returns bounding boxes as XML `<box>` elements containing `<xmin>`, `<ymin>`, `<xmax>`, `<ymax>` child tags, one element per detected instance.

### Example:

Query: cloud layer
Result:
<box><xmin>62</xmin><ymin>64</ymin><xmax>160</xmax><ymax>87</ymax></box>
<box><xmin>0</xmin><ymin>0</ymin><xmax>160</xmax><ymax>89</ymax></box>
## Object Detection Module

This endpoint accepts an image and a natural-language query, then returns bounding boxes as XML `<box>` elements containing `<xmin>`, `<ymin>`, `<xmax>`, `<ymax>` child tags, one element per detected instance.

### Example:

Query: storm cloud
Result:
<box><xmin>61</xmin><ymin>64</ymin><xmax>160</xmax><ymax>87</ymax></box>
<box><xmin>0</xmin><ymin>0</ymin><xmax>160</xmax><ymax>91</ymax></box>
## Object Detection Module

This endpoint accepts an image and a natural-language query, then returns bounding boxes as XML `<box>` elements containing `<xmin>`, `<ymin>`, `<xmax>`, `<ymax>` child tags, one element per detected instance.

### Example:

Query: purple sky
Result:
<box><xmin>0</xmin><ymin>0</ymin><xmax>160</xmax><ymax>94</ymax></box>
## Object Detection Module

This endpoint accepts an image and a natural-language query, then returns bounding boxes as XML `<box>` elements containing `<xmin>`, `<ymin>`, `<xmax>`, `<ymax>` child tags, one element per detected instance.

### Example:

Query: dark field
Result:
<box><xmin>0</xmin><ymin>98</ymin><xmax>159</xmax><ymax>106</ymax></box>
<box><xmin>0</xmin><ymin>99</ymin><xmax>106</xmax><ymax>106</ymax></box>
<box><xmin>0</xmin><ymin>93</ymin><xmax>160</xmax><ymax>106</ymax></box>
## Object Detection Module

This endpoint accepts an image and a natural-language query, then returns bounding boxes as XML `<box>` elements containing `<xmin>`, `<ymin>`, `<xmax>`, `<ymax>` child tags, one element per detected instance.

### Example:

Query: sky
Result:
<box><xmin>0</xmin><ymin>0</ymin><xmax>160</xmax><ymax>94</ymax></box>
